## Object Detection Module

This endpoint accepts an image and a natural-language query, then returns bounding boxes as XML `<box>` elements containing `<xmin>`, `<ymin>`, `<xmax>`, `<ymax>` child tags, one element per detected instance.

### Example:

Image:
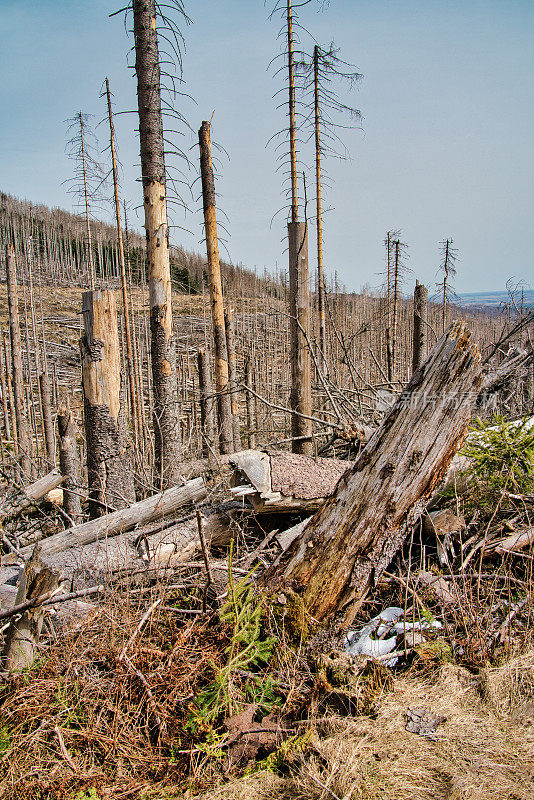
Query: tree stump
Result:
<box><xmin>263</xmin><ymin>322</ymin><xmax>484</xmax><ymax>624</ymax></box>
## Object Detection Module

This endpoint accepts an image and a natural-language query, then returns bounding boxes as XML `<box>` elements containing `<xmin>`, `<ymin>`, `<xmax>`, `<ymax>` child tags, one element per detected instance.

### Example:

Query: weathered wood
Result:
<box><xmin>197</xmin><ymin>349</ymin><xmax>216</xmax><ymax>456</ymax></box>
<box><xmin>0</xmin><ymin>469</ymin><xmax>63</xmax><ymax>523</ymax></box>
<box><xmin>288</xmin><ymin>221</ymin><xmax>312</xmax><ymax>455</ymax></box>
<box><xmin>263</xmin><ymin>322</ymin><xmax>484</xmax><ymax>624</ymax></box>
<box><xmin>225</xmin><ymin>307</ymin><xmax>241</xmax><ymax>449</ymax></box>
<box><xmin>11</xmin><ymin>477</ymin><xmax>206</xmax><ymax>559</ymax></box>
<box><xmin>5</xmin><ymin>245</ymin><xmax>30</xmax><ymax>479</ymax></box>
<box><xmin>494</xmin><ymin>527</ymin><xmax>534</xmax><ymax>554</ymax></box>
<box><xmin>133</xmin><ymin>0</ymin><xmax>181</xmax><ymax>487</ymax></box>
<box><xmin>57</xmin><ymin>396</ymin><xmax>82</xmax><ymax>522</ymax></box>
<box><xmin>138</xmin><ymin>509</ymin><xmax>237</xmax><ymax>569</ymax></box>
<box><xmin>199</xmin><ymin>120</ymin><xmax>234</xmax><ymax>454</ymax></box>
<box><xmin>81</xmin><ymin>289</ymin><xmax>135</xmax><ymax>516</ymax></box>
<box><xmin>412</xmin><ymin>280</ymin><xmax>428</xmax><ymax>373</ymax></box>
<box><xmin>2</xmin><ymin>546</ymin><xmax>60</xmax><ymax>673</ymax></box>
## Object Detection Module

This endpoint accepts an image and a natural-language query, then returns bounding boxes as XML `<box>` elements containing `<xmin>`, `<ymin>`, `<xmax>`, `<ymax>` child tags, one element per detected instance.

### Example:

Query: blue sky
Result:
<box><xmin>0</xmin><ymin>0</ymin><xmax>533</xmax><ymax>293</ymax></box>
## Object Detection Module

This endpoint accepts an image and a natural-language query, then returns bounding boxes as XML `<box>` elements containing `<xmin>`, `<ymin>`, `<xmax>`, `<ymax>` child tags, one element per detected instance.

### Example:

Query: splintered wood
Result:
<box><xmin>263</xmin><ymin>322</ymin><xmax>485</xmax><ymax>624</ymax></box>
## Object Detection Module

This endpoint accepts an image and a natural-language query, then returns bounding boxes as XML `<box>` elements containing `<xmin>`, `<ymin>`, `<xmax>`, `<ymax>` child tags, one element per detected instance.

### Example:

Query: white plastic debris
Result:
<box><xmin>345</xmin><ymin>606</ymin><xmax>442</xmax><ymax>667</ymax></box>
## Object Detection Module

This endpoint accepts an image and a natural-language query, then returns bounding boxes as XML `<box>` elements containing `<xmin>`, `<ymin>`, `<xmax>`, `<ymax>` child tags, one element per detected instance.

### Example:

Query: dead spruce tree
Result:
<box><xmin>298</xmin><ymin>43</ymin><xmax>361</xmax><ymax>375</ymax></box>
<box><xmin>436</xmin><ymin>238</ymin><xmax>458</xmax><ymax>333</ymax></box>
<box><xmin>5</xmin><ymin>245</ymin><xmax>30</xmax><ymax>480</ymax></box>
<box><xmin>105</xmin><ymin>77</ymin><xmax>139</xmax><ymax>448</ymax></box>
<box><xmin>65</xmin><ymin>113</ymin><xmax>106</xmax><ymax>290</ymax></box>
<box><xmin>133</xmin><ymin>0</ymin><xmax>183</xmax><ymax>486</ymax></box>
<box><xmin>278</xmin><ymin>0</ymin><xmax>312</xmax><ymax>454</ymax></box>
<box><xmin>198</xmin><ymin>120</ymin><xmax>234</xmax><ymax>454</ymax></box>
<box><xmin>382</xmin><ymin>232</ymin><xmax>409</xmax><ymax>382</ymax></box>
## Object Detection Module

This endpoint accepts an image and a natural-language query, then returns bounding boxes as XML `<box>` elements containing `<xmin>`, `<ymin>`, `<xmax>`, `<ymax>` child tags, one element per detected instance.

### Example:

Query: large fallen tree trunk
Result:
<box><xmin>263</xmin><ymin>322</ymin><xmax>484</xmax><ymax>625</ymax></box>
<box><xmin>0</xmin><ymin>470</ymin><xmax>64</xmax><ymax>523</ymax></box>
<box><xmin>10</xmin><ymin>477</ymin><xmax>206</xmax><ymax>560</ymax></box>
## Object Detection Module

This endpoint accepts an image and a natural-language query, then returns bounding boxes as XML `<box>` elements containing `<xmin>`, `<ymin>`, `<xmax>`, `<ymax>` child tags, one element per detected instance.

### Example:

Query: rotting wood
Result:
<box><xmin>229</xmin><ymin>449</ymin><xmax>349</xmax><ymax>513</ymax></box>
<box><xmin>2</xmin><ymin>546</ymin><xmax>61</xmax><ymax>673</ymax></box>
<box><xmin>81</xmin><ymin>289</ymin><xmax>135</xmax><ymax>516</ymax></box>
<box><xmin>133</xmin><ymin>0</ymin><xmax>181</xmax><ymax>487</ymax></box>
<box><xmin>8</xmin><ymin>477</ymin><xmax>206</xmax><ymax>560</ymax></box>
<box><xmin>198</xmin><ymin>120</ymin><xmax>234</xmax><ymax>454</ymax></box>
<box><xmin>57</xmin><ymin>396</ymin><xmax>82</xmax><ymax>523</ymax></box>
<box><xmin>263</xmin><ymin>322</ymin><xmax>485</xmax><ymax>624</ymax></box>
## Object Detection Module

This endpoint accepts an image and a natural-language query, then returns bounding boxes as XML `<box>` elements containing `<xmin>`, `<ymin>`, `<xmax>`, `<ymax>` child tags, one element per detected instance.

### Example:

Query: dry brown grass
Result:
<box><xmin>199</xmin><ymin>655</ymin><xmax>534</xmax><ymax>800</ymax></box>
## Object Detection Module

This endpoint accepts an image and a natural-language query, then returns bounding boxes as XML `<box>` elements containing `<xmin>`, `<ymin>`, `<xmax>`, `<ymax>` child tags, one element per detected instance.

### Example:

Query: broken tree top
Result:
<box><xmin>229</xmin><ymin>449</ymin><xmax>350</xmax><ymax>512</ymax></box>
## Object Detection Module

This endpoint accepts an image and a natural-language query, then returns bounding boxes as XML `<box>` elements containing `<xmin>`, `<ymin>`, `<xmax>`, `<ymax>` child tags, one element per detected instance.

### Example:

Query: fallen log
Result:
<box><xmin>263</xmin><ymin>322</ymin><xmax>484</xmax><ymax>625</ymax></box>
<box><xmin>9</xmin><ymin>477</ymin><xmax>206</xmax><ymax>560</ymax></box>
<box><xmin>0</xmin><ymin>470</ymin><xmax>64</xmax><ymax>523</ymax></box>
<box><xmin>493</xmin><ymin>527</ymin><xmax>534</xmax><ymax>555</ymax></box>
<box><xmin>229</xmin><ymin>449</ymin><xmax>350</xmax><ymax>513</ymax></box>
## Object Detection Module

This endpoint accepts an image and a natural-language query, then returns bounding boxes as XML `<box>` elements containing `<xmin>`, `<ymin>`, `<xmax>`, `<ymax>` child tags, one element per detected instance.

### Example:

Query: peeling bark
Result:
<box><xmin>81</xmin><ymin>290</ymin><xmax>134</xmax><ymax>517</ymax></box>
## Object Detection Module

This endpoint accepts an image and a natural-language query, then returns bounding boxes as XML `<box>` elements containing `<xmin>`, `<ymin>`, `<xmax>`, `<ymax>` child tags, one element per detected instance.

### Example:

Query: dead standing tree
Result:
<box><xmin>65</xmin><ymin>113</ymin><xmax>106</xmax><ymax>290</ymax></box>
<box><xmin>298</xmin><ymin>43</ymin><xmax>361</xmax><ymax>375</ymax></box>
<box><xmin>198</xmin><ymin>120</ymin><xmax>234</xmax><ymax>454</ymax></box>
<box><xmin>412</xmin><ymin>280</ymin><xmax>429</xmax><ymax>374</ymax></box>
<box><xmin>5</xmin><ymin>245</ymin><xmax>31</xmax><ymax>480</ymax></box>
<box><xmin>285</xmin><ymin>0</ymin><xmax>312</xmax><ymax>455</ymax></box>
<box><xmin>105</xmin><ymin>77</ymin><xmax>139</xmax><ymax>449</ymax></box>
<box><xmin>436</xmin><ymin>238</ymin><xmax>458</xmax><ymax>333</ymax></box>
<box><xmin>133</xmin><ymin>0</ymin><xmax>182</xmax><ymax>486</ymax></box>
<box><xmin>81</xmin><ymin>290</ymin><xmax>135</xmax><ymax>517</ymax></box>
<box><xmin>264</xmin><ymin>322</ymin><xmax>485</xmax><ymax>625</ymax></box>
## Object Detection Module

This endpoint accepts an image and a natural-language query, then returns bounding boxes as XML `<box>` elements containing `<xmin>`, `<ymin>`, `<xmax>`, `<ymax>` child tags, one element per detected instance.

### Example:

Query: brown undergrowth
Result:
<box><xmin>199</xmin><ymin>655</ymin><xmax>534</xmax><ymax>800</ymax></box>
<box><xmin>0</xmin><ymin>598</ymin><xmax>231</xmax><ymax>799</ymax></box>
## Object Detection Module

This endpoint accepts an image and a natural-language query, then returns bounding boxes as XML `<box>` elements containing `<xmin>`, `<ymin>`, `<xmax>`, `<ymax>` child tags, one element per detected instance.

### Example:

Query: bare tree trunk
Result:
<box><xmin>13</xmin><ymin>477</ymin><xmax>206</xmax><ymax>558</ymax></box>
<box><xmin>133</xmin><ymin>0</ymin><xmax>181</xmax><ymax>487</ymax></box>
<box><xmin>264</xmin><ymin>322</ymin><xmax>484</xmax><ymax>624</ymax></box>
<box><xmin>39</xmin><ymin>371</ymin><xmax>55</xmax><ymax>468</ymax></box>
<box><xmin>106</xmin><ymin>77</ymin><xmax>139</xmax><ymax>452</ymax></box>
<box><xmin>2</xmin><ymin>329</ymin><xmax>18</xmax><ymax>452</ymax></box>
<box><xmin>287</xmin><ymin>0</ymin><xmax>298</xmax><ymax>223</ymax></box>
<box><xmin>245</xmin><ymin>357</ymin><xmax>257</xmax><ymax>449</ymax></box>
<box><xmin>225</xmin><ymin>307</ymin><xmax>241</xmax><ymax>449</ymax></box>
<box><xmin>5</xmin><ymin>245</ymin><xmax>30</xmax><ymax>480</ymax></box>
<box><xmin>57</xmin><ymin>395</ymin><xmax>82</xmax><ymax>523</ymax></box>
<box><xmin>198</xmin><ymin>120</ymin><xmax>234</xmax><ymax>454</ymax></box>
<box><xmin>412</xmin><ymin>280</ymin><xmax>428</xmax><ymax>374</ymax></box>
<box><xmin>197</xmin><ymin>349</ymin><xmax>216</xmax><ymax>456</ymax></box>
<box><xmin>0</xmin><ymin>328</ymin><xmax>11</xmax><ymax>440</ymax></box>
<box><xmin>313</xmin><ymin>45</ymin><xmax>327</xmax><ymax>374</ymax></box>
<box><xmin>78</xmin><ymin>113</ymin><xmax>95</xmax><ymax>290</ymax></box>
<box><xmin>81</xmin><ymin>290</ymin><xmax>135</xmax><ymax>517</ymax></box>
<box><xmin>288</xmin><ymin>221</ymin><xmax>312</xmax><ymax>455</ymax></box>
